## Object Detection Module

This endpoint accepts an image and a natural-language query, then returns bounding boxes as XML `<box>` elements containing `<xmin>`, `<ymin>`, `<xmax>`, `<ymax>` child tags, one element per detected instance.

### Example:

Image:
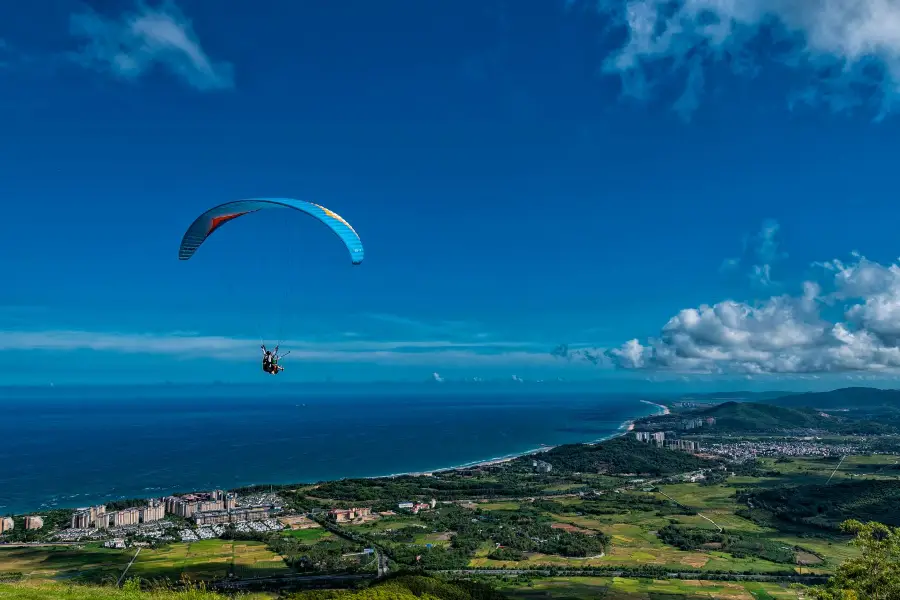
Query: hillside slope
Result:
<box><xmin>698</xmin><ymin>401</ymin><xmax>835</xmax><ymax>431</ymax></box>
<box><xmin>537</xmin><ymin>436</ymin><xmax>718</xmax><ymax>476</ymax></box>
<box><xmin>770</xmin><ymin>387</ymin><xmax>900</xmax><ymax>410</ymax></box>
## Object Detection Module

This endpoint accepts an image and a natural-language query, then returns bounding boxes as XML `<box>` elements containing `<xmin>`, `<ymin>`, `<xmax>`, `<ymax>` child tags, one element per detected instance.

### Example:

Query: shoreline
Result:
<box><xmin>640</xmin><ymin>399</ymin><xmax>671</xmax><ymax>415</ymax></box>
<box><xmin>6</xmin><ymin>400</ymin><xmax>667</xmax><ymax>516</ymax></box>
<box><xmin>374</xmin><ymin>399</ymin><xmax>670</xmax><ymax>479</ymax></box>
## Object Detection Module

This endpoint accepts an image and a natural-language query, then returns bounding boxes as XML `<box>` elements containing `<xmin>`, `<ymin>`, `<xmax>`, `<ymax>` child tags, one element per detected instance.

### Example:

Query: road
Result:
<box><xmin>117</xmin><ymin>547</ymin><xmax>142</xmax><ymax>587</ymax></box>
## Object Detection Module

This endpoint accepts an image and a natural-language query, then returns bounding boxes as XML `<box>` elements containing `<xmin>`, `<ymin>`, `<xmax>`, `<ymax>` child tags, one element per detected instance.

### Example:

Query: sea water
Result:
<box><xmin>0</xmin><ymin>386</ymin><xmax>663</xmax><ymax>514</ymax></box>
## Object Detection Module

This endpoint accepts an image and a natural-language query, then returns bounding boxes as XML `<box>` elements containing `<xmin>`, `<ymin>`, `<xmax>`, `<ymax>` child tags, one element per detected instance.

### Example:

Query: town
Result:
<box><xmin>1</xmin><ymin>485</ymin><xmax>444</xmax><ymax>550</ymax></box>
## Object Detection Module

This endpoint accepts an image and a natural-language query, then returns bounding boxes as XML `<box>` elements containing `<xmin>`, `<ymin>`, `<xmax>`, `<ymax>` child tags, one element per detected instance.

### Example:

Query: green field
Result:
<box><xmin>499</xmin><ymin>576</ymin><xmax>802</xmax><ymax>599</ymax></box>
<box><xmin>477</xmin><ymin>502</ymin><xmax>522</xmax><ymax>511</ymax></box>
<box><xmin>0</xmin><ymin>541</ymin><xmax>287</xmax><ymax>584</ymax></box>
<box><xmin>463</xmin><ymin>473</ymin><xmax>859</xmax><ymax>573</ymax></box>
<box><xmin>0</xmin><ymin>546</ymin><xmax>130</xmax><ymax>583</ymax></box>
<box><xmin>0</xmin><ymin>580</ymin><xmax>274</xmax><ymax>600</ymax></box>
<box><xmin>282</xmin><ymin>528</ymin><xmax>334</xmax><ymax>543</ymax></box>
<box><xmin>130</xmin><ymin>540</ymin><xmax>287</xmax><ymax>582</ymax></box>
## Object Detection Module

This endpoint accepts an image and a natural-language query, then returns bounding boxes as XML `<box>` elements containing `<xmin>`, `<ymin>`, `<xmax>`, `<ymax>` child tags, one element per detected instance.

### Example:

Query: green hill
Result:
<box><xmin>697</xmin><ymin>401</ymin><xmax>836</xmax><ymax>431</ymax></box>
<box><xmin>770</xmin><ymin>387</ymin><xmax>900</xmax><ymax>410</ymax></box>
<box><xmin>536</xmin><ymin>436</ymin><xmax>719</xmax><ymax>476</ymax></box>
<box><xmin>690</xmin><ymin>401</ymin><xmax>897</xmax><ymax>435</ymax></box>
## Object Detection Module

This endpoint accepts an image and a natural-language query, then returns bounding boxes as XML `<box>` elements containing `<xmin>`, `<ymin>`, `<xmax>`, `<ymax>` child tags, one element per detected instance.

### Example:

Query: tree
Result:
<box><xmin>807</xmin><ymin>520</ymin><xmax>900</xmax><ymax>600</ymax></box>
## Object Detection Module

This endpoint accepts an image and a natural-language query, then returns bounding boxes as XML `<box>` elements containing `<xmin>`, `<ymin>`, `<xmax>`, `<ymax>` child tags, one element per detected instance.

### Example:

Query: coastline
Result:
<box><xmin>5</xmin><ymin>398</ymin><xmax>668</xmax><ymax>516</ymax></box>
<box><xmin>640</xmin><ymin>399</ymin><xmax>671</xmax><ymax>415</ymax></box>
<box><xmin>375</xmin><ymin>399</ymin><xmax>670</xmax><ymax>479</ymax></box>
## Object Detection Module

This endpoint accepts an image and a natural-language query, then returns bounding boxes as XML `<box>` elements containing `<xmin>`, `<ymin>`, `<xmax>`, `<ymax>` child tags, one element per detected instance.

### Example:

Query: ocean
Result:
<box><xmin>0</xmin><ymin>386</ymin><xmax>663</xmax><ymax>515</ymax></box>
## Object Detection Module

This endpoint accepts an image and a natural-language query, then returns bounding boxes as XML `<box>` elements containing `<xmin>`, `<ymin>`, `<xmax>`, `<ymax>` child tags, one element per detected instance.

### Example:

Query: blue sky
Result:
<box><xmin>4</xmin><ymin>0</ymin><xmax>900</xmax><ymax>385</ymax></box>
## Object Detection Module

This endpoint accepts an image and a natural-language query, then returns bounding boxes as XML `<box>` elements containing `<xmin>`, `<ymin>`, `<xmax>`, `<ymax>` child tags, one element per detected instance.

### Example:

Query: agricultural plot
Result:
<box><xmin>129</xmin><ymin>540</ymin><xmax>287</xmax><ymax>582</ymax></box>
<box><xmin>500</xmin><ymin>576</ymin><xmax>802</xmax><ymax>599</ymax></box>
<box><xmin>0</xmin><ymin>546</ymin><xmax>130</xmax><ymax>582</ymax></box>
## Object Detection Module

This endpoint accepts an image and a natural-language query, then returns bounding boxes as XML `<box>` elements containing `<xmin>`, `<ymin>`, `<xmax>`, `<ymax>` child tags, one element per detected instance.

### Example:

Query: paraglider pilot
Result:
<box><xmin>261</xmin><ymin>345</ymin><xmax>285</xmax><ymax>375</ymax></box>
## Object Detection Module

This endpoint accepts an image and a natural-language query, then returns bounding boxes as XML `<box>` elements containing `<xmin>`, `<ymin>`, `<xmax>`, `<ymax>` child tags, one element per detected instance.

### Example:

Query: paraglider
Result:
<box><xmin>178</xmin><ymin>197</ymin><xmax>364</xmax><ymax>264</ymax></box>
<box><xmin>178</xmin><ymin>198</ymin><xmax>364</xmax><ymax>374</ymax></box>
<box><xmin>261</xmin><ymin>344</ymin><xmax>289</xmax><ymax>375</ymax></box>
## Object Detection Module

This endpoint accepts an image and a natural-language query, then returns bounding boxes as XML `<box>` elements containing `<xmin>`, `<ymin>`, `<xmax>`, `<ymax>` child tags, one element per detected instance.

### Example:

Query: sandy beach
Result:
<box><xmin>382</xmin><ymin>403</ymin><xmax>664</xmax><ymax>479</ymax></box>
<box><xmin>640</xmin><ymin>399</ymin><xmax>671</xmax><ymax>415</ymax></box>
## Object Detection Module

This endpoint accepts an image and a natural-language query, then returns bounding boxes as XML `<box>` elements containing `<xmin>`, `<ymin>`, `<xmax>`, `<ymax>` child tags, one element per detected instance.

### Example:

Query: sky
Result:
<box><xmin>5</xmin><ymin>0</ymin><xmax>900</xmax><ymax>386</ymax></box>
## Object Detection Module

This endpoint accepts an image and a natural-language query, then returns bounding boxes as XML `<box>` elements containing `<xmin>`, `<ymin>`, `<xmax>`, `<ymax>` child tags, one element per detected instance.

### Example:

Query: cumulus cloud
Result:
<box><xmin>561</xmin><ymin>253</ymin><xmax>900</xmax><ymax>374</ymax></box>
<box><xmin>69</xmin><ymin>1</ymin><xmax>233</xmax><ymax>90</ymax></box>
<box><xmin>584</xmin><ymin>0</ymin><xmax>900</xmax><ymax>119</ymax></box>
<box><xmin>0</xmin><ymin>329</ymin><xmax>554</xmax><ymax>367</ymax></box>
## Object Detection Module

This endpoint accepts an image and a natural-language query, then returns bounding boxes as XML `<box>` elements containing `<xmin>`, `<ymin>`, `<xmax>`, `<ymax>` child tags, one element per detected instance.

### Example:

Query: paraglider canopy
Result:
<box><xmin>178</xmin><ymin>197</ymin><xmax>364</xmax><ymax>264</ymax></box>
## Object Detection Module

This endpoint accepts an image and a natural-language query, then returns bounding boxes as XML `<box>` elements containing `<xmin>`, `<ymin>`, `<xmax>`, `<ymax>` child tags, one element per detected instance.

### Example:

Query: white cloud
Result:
<box><xmin>722</xmin><ymin>219</ymin><xmax>786</xmax><ymax>287</ymax></box>
<box><xmin>0</xmin><ymin>329</ymin><xmax>554</xmax><ymax>367</ymax></box>
<box><xmin>587</xmin><ymin>0</ymin><xmax>900</xmax><ymax>119</ymax></box>
<box><xmin>69</xmin><ymin>1</ymin><xmax>233</xmax><ymax>90</ymax></box>
<box><xmin>578</xmin><ymin>253</ymin><xmax>900</xmax><ymax>374</ymax></box>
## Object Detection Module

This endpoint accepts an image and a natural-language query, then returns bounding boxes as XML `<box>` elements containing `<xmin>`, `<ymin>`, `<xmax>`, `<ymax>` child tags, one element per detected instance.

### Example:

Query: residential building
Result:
<box><xmin>199</xmin><ymin>500</ymin><xmax>224</xmax><ymax>512</ymax></box>
<box><xmin>398</xmin><ymin>502</ymin><xmax>414</xmax><ymax>510</ymax></box>
<box><xmin>113</xmin><ymin>508</ymin><xmax>140</xmax><ymax>527</ymax></box>
<box><xmin>95</xmin><ymin>513</ymin><xmax>110</xmax><ymax>529</ymax></box>
<box><xmin>140</xmin><ymin>501</ymin><xmax>165</xmax><ymax>523</ymax></box>
<box><xmin>24</xmin><ymin>516</ymin><xmax>43</xmax><ymax>530</ymax></box>
<box><xmin>328</xmin><ymin>507</ymin><xmax>372</xmax><ymax>523</ymax></box>
<box><xmin>191</xmin><ymin>506</ymin><xmax>272</xmax><ymax>526</ymax></box>
<box><xmin>71</xmin><ymin>511</ymin><xmax>91</xmax><ymax>529</ymax></box>
<box><xmin>0</xmin><ymin>517</ymin><xmax>13</xmax><ymax>534</ymax></box>
<box><xmin>532</xmin><ymin>459</ymin><xmax>553</xmax><ymax>473</ymax></box>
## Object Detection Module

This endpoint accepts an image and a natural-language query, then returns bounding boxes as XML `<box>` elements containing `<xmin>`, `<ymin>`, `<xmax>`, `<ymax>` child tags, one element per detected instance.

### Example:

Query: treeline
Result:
<box><xmin>268</xmin><ymin>534</ymin><xmax>371</xmax><ymax>573</ymax></box>
<box><xmin>739</xmin><ymin>480</ymin><xmax>900</xmax><ymax>529</ymax></box>
<box><xmin>657</xmin><ymin>525</ymin><xmax>798</xmax><ymax>564</ymax></box>
<box><xmin>308</xmin><ymin>474</ymin><xmax>544</xmax><ymax>505</ymax></box>
<box><xmin>534</xmin><ymin>494</ymin><xmax>696</xmax><ymax>517</ymax></box>
<box><xmin>417</xmin><ymin>505</ymin><xmax>609</xmax><ymax>559</ymax></box>
<box><xmin>531</xmin><ymin>437</ymin><xmax>718</xmax><ymax>476</ymax></box>
<box><xmin>106</xmin><ymin>498</ymin><xmax>149</xmax><ymax>511</ymax></box>
<box><xmin>0</xmin><ymin>509</ymin><xmax>74</xmax><ymax>543</ymax></box>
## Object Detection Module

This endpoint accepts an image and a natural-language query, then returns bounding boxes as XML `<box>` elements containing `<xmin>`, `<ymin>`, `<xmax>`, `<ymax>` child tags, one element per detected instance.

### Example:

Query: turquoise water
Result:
<box><xmin>0</xmin><ymin>387</ymin><xmax>662</xmax><ymax>515</ymax></box>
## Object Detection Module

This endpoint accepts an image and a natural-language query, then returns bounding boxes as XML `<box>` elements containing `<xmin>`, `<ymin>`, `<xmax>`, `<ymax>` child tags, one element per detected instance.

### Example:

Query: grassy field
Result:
<box><xmin>0</xmin><ymin>546</ymin><xmax>130</xmax><ymax>583</ymax></box>
<box><xmin>464</xmin><ymin>471</ymin><xmax>859</xmax><ymax>574</ymax></box>
<box><xmin>347</xmin><ymin>516</ymin><xmax>425</xmax><ymax>533</ymax></box>
<box><xmin>282</xmin><ymin>528</ymin><xmax>334</xmax><ymax>543</ymax></box>
<box><xmin>754</xmin><ymin>455</ymin><xmax>900</xmax><ymax>485</ymax></box>
<box><xmin>0</xmin><ymin>580</ymin><xmax>273</xmax><ymax>600</ymax></box>
<box><xmin>477</xmin><ymin>502</ymin><xmax>522</xmax><ymax>511</ymax></box>
<box><xmin>0</xmin><ymin>541</ymin><xmax>287</xmax><ymax>584</ymax></box>
<box><xmin>129</xmin><ymin>540</ymin><xmax>287</xmax><ymax>582</ymax></box>
<box><xmin>499</xmin><ymin>576</ymin><xmax>802</xmax><ymax>599</ymax></box>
